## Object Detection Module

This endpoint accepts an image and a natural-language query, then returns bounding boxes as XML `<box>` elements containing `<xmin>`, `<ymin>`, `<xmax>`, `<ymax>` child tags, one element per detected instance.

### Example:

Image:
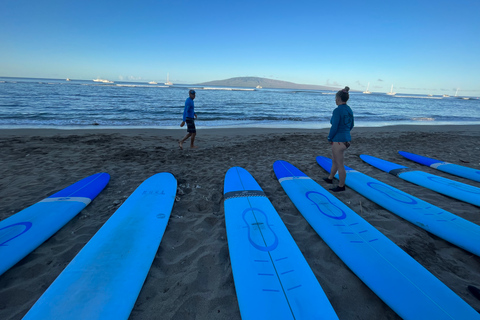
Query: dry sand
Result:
<box><xmin>0</xmin><ymin>125</ymin><xmax>479</xmax><ymax>319</ymax></box>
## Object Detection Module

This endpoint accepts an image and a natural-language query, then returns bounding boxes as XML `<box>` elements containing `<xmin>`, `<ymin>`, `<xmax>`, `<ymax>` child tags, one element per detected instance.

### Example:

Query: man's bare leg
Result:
<box><xmin>190</xmin><ymin>133</ymin><xmax>197</xmax><ymax>148</ymax></box>
<box><xmin>179</xmin><ymin>133</ymin><xmax>192</xmax><ymax>150</ymax></box>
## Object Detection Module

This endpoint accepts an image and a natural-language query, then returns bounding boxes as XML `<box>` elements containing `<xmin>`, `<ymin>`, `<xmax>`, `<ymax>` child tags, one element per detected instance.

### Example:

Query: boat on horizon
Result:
<box><xmin>386</xmin><ymin>84</ymin><xmax>396</xmax><ymax>95</ymax></box>
<box><xmin>148</xmin><ymin>81</ymin><xmax>157</xmax><ymax>85</ymax></box>
<box><xmin>93</xmin><ymin>78</ymin><xmax>114</xmax><ymax>84</ymax></box>
<box><xmin>363</xmin><ymin>82</ymin><xmax>371</xmax><ymax>94</ymax></box>
<box><xmin>453</xmin><ymin>88</ymin><xmax>471</xmax><ymax>100</ymax></box>
<box><xmin>164</xmin><ymin>73</ymin><xmax>173</xmax><ymax>86</ymax></box>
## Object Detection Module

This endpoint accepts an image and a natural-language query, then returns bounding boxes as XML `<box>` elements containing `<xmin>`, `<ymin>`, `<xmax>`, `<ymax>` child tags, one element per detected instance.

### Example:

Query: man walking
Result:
<box><xmin>179</xmin><ymin>89</ymin><xmax>198</xmax><ymax>149</ymax></box>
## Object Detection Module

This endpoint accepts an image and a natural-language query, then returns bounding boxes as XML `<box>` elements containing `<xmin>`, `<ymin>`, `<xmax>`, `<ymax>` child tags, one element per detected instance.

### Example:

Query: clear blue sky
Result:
<box><xmin>1</xmin><ymin>0</ymin><xmax>479</xmax><ymax>95</ymax></box>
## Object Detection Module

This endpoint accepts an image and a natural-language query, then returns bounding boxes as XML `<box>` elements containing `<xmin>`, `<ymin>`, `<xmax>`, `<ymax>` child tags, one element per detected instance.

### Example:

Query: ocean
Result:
<box><xmin>1</xmin><ymin>77</ymin><xmax>479</xmax><ymax>129</ymax></box>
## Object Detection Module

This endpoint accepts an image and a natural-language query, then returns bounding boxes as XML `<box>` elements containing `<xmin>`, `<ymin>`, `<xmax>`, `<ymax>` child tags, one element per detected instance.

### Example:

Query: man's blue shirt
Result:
<box><xmin>183</xmin><ymin>97</ymin><xmax>195</xmax><ymax>121</ymax></box>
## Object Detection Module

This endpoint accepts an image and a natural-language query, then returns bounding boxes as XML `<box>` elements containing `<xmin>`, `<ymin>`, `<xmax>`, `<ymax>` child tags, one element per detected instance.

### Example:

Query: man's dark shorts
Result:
<box><xmin>186</xmin><ymin>118</ymin><xmax>196</xmax><ymax>133</ymax></box>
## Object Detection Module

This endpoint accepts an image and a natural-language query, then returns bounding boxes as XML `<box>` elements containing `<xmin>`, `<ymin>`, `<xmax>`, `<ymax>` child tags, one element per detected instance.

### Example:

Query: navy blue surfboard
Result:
<box><xmin>0</xmin><ymin>173</ymin><xmax>110</xmax><ymax>276</ymax></box>
<box><xmin>360</xmin><ymin>154</ymin><xmax>480</xmax><ymax>207</ymax></box>
<box><xmin>399</xmin><ymin>151</ymin><xmax>480</xmax><ymax>183</ymax></box>
<box><xmin>317</xmin><ymin>156</ymin><xmax>480</xmax><ymax>256</ymax></box>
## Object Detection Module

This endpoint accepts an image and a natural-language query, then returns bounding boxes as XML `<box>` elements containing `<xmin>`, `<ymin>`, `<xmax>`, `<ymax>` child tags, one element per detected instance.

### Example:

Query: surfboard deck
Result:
<box><xmin>317</xmin><ymin>156</ymin><xmax>480</xmax><ymax>256</ymax></box>
<box><xmin>273</xmin><ymin>160</ymin><xmax>479</xmax><ymax>320</ymax></box>
<box><xmin>360</xmin><ymin>154</ymin><xmax>480</xmax><ymax>207</ymax></box>
<box><xmin>0</xmin><ymin>172</ymin><xmax>110</xmax><ymax>276</ymax></box>
<box><xmin>224</xmin><ymin>167</ymin><xmax>338</xmax><ymax>319</ymax></box>
<box><xmin>23</xmin><ymin>172</ymin><xmax>177</xmax><ymax>320</ymax></box>
<box><xmin>399</xmin><ymin>151</ymin><xmax>480</xmax><ymax>183</ymax></box>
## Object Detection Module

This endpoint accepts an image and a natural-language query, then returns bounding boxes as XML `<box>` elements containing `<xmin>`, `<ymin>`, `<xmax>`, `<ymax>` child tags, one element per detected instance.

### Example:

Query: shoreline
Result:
<box><xmin>0</xmin><ymin>123</ymin><xmax>479</xmax><ymax>136</ymax></box>
<box><xmin>1</xmin><ymin>124</ymin><xmax>479</xmax><ymax>319</ymax></box>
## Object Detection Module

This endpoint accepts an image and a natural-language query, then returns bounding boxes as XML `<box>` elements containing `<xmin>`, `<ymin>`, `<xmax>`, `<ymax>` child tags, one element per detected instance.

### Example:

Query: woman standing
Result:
<box><xmin>324</xmin><ymin>86</ymin><xmax>354</xmax><ymax>192</ymax></box>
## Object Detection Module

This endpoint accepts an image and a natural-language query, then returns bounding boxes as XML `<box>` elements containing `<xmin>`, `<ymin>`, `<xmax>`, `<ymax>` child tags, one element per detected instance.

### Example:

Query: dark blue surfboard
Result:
<box><xmin>317</xmin><ymin>156</ymin><xmax>480</xmax><ymax>256</ymax></box>
<box><xmin>224</xmin><ymin>167</ymin><xmax>338</xmax><ymax>319</ymax></box>
<box><xmin>360</xmin><ymin>154</ymin><xmax>480</xmax><ymax>207</ymax></box>
<box><xmin>399</xmin><ymin>151</ymin><xmax>480</xmax><ymax>183</ymax></box>
<box><xmin>274</xmin><ymin>160</ymin><xmax>479</xmax><ymax>320</ymax></box>
<box><xmin>0</xmin><ymin>173</ymin><xmax>110</xmax><ymax>276</ymax></box>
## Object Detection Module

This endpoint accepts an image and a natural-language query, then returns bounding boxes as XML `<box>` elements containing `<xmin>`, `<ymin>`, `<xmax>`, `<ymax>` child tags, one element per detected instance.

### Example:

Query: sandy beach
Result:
<box><xmin>1</xmin><ymin>125</ymin><xmax>479</xmax><ymax>319</ymax></box>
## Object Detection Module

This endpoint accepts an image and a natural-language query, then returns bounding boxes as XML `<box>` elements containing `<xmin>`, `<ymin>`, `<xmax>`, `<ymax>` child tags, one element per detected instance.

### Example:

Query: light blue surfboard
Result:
<box><xmin>273</xmin><ymin>160</ymin><xmax>479</xmax><ymax>320</ymax></box>
<box><xmin>317</xmin><ymin>156</ymin><xmax>480</xmax><ymax>256</ymax></box>
<box><xmin>224</xmin><ymin>167</ymin><xmax>338</xmax><ymax>319</ymax></box>
<box><xmin>23</xmin><ymin>172</ymin><xmax>177</xmax><ymax>320</ymax></box>
<box><xmin>360</xmin><ymin>154</ymin><xmax>480</xmax><ymax>207</ymax></box>
<box><xmin>399</xmin><ymin>151</ymin><xmax>480</xmax><ymax>183</ymax></box>
<box><xmin>0</xmin><ymin>172</ymin><xmax>110</xmax><ymax>277</ymax></box>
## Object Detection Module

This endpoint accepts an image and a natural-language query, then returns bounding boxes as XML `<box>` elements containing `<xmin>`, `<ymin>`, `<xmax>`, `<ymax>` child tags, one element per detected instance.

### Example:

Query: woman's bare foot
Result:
<box><xmin>178</xmin><ymin>141</ymin><xmax>183</xmax><ymax>150</ymax></box>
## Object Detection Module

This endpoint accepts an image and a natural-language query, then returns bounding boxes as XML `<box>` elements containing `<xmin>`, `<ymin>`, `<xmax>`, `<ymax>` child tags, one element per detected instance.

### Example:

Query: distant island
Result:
<box><xmin>197</xmin><ymin>77</ymin><xmax>340</xmax><ymax>91</ymax></box>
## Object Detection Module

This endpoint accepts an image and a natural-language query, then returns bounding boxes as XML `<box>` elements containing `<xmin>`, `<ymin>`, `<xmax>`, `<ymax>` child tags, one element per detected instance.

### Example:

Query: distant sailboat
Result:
<box><xmin>164</xmin><ymin>73</ymin><xmax>173</xmax><ymax>86</ymax></box>
<box><xmin>363</xmin><ymin>82</ymin><xmax>371</xmax><ymax>94</ymax></box>
<box><xmin>453</xmin><ymin>88</ymin><xmax>470</xmax><ymax>100</ymax></box>
<box><xmin>386</xmin><ymin>84</ymin><xmax>396</xmax><ymax>96</ymax></box>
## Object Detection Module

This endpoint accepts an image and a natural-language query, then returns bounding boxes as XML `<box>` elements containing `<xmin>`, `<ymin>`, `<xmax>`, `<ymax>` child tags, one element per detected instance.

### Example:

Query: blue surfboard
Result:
<box><xmin>23</xmin><ymin>173</ymin><xmax>177</xmax><ymax>320</ymax></box>
<box><xmin>224</xmin><ymin>167</ymin><xmax>338</xmax><ymax>319</ymax></box>
<box><xmin>0</xmin><ymin>172</ymin><xmax>110</xmax><ymax>276</ymax></box>
<box><xmin>399</xmin><ymin>151</ymin><xmax>480</xmax><ymax>183</ymax></box>
<box><xmin>360</xmin><ymin>154</ymin><xmax>480</xmax><ymax>207</ymax></box>
<box><xmin>273</xmin><ymin>160</ymin><xmax>479</xmax><ymax>320</ymax></box>
<box><xmin>317</xmin><ymin>156</ymin><xmax>480</xmax><ymax>256</ymax></box>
